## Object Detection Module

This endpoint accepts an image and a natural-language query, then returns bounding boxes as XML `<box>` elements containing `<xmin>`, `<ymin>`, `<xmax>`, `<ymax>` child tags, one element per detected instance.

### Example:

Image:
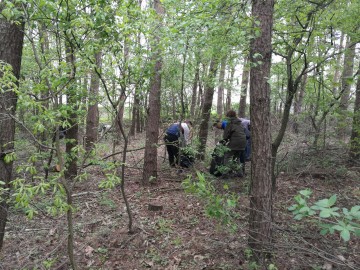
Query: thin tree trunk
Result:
<box><xmin>248</xmin><ymin>0</ymin><xmax>274</xmax><ymax>265</ymax></box>
<box><xmin>239</xmin><ymin>57</ymin><xmax>250</xmax><ymax>118</ymax></box>
<box><xmin>217</xmin><ymin>56</ymin><xmax>226</xmax><ymax>118</ymax></box>
<box><xmin>216</xmin><ymin>56</ymin><xmax>227</xmax><ymax>142</ymax></box>
<box><xmin>293</xmin><ymin>72</ymin><xmax>307</xmax><ymax>133</ymax></box>
<box><xmin>349</xmin><ymin>63</ymin><xmax>360</xmax><ymax>161</ymax></box>
<box><xmin>339</xmin><ymin>36</ymin><xmax>356</xmax><ymax>111</ymax></box>
<box><xmin>142</xmin><ymin>0</ymin><xmax>164</xmax><ymax>185</ymax></box>
<box><xmin>180</xmin><ymin>39</ymin><xmax>189</xmax><ymax>118</ymax></box>
<box><xmin>196</xmin><ymin>70</ymin><xmax>204</xmax><ymax>119</ymax></box>
<box><xmin>130</xmin><ymin>91</ymin><xmax>140</xmax><ymax>136</ymax></box>
<box><xmin>332</xmin><ymin>32</ymin><xmax>344</xmax><ymax>94</ymax></box>
<box><xmin>85</xmin><ymin>51</ymin><xmax>102</xmax><ymax>151</ymax></box>
<box><xmin>338</xmin><ymin>36</ymin><xmax>356</xmax><ymax>140</ymax></box>
<box><xmin>197</xmin><ymin>57</ymin><xmax>219</xmax><ymax>160</ymax></box>
<box><xmin>63</xmin><ymin>38</ymin><xmax>78</xmax><ymax>270</ymax></box>
<box><xmin>0</xmin><ymin>15</ymin><xmax>25</xmax><ymax>251</ymax></box>
<box><xmin>226</xmin><ymin>64</ymin><xmax>235</xmax><ymax>113</ymax></box>
<box><xmin>190</xmin><ymin>60</ymin><xmax>200</xmax><ymax>117</ymax></box>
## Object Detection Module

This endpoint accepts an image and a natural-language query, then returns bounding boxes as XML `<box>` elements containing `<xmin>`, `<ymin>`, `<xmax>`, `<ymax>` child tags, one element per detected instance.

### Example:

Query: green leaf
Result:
<box><xmin>320</xmin><ymin>228</ymin><xmax>328</xmax><ymax>235</ymax></box>
<box><xmin>340</xmin><ymin>229</ymin><xmax>350</xmax><ymax>242</ymax></box>
<box><xmin>332</xmin><ymin>225</ymin><xmax>344</xmax><ymax>231</ymax></box>
<box><xmin>316</xmin><ymin>198</ymin><xmax>329</xmax><ymax>208</ymax></box>
<box><xmin>319</xmin><ymin>209</ymin><xmax>331</xmax><ymax>218</ymax></box>
<box><xmin>328</xmin><ymin>194</ymin><xmax>337</xmax><ymax>207</ymax></box>
<box><xmin>299</xmin><ymin>206</ymin><xmax>310</xmax><ymax>213</ymax></box>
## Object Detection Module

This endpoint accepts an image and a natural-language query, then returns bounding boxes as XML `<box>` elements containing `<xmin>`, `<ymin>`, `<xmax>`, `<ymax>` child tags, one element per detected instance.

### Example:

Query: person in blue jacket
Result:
<box><xmin>164</xmin><ymin>120</ymin><xmax>192</xmax><ymax>167</ymax></box>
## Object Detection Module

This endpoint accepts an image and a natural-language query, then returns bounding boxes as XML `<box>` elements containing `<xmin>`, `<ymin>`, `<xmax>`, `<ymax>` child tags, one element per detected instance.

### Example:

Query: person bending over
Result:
<box><xmin>222</xmin><ymin>110</ymin><xmax>247</xmax><ymax>177</ymax></box>
<box><xmin>164</xmin><ymin>120</ymin><xmax>192</xmax><ymax>167</ymax></box>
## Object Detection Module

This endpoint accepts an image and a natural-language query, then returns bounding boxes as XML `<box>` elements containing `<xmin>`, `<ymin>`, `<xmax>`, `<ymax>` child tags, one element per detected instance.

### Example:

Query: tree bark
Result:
<box><xmin>197</xmin><ymin>57</ymin><xmax>219</xmax><ymax>160</ymax></box>
<box><xmin>216</xmin><ymin>56</ymin><xmax>227</xmax><ymax>142</ymax></box>
<box><xmin>248</xmin><ymin>0</ymin><xmax>274</xmax><ymax>265</ymax></box>
<box><xmin>349</xmin><ymin>63</ymin><xmax>360</xmax><ymax>161</ymax></box>
<box><xmin>339</xmin><ymin>36</ymin><xmax>356</xmax><ymax>111</ymax></box>
<box><xmin>142</xmin><ymin>0</ymin><xmax>164</xmax><ymax>185</ymax></box>
<box><xmin>85</xmin><ymin>51</ymin><xmax>102</xmax><ymax>151</ymax></box>
<box><xmin>239</xmin><ymin>57</ymin><xmax>250</xmax><ymax>118</ymax></box>
<box><xmin>292</xmin><ymin>72</ymin><xmax>307</xmax><ymax>133</ymax></box>
<box><xmin>217</xmin><ymin>56</ymin><xmax>226</xmax><ymax>119</ymax></box>
<box><xmin>63</xmin><ymin>38</ymin><xmax>79</xmax><ymax>270</ymax></box>
<box><xmin>338</xmin><ymin>36</ymin><xmax>356</xmax><ymax>140</ymax></box>
<box><xmin>226</xmin><ymin>64</ymin><xmax>235</xmax><ymax>113</ymax></box>
<box><xmin>190</xmin><ymin>60</ymin><xmax>200</xmax><ymax>117</ymax></box>
<box><xmin>0</xmin><ymin>14</ymin><xmax>25</xmax><ymax>251</ymax></box>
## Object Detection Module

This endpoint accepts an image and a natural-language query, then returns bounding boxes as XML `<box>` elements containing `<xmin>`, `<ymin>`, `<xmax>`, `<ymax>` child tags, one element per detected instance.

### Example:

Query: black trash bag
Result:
<box><xmin>209</xmin><ymin>142</ymin><xmax>226</xmax><ymax>177</ymax></box>
<box><xmin>180</xmin><ymin>153</ymin><xmax>194</xmax><ymax>168</ymax></box>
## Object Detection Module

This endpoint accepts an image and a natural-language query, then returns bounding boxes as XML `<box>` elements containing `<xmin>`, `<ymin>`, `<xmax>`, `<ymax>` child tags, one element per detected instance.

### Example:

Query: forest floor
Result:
<box><xmin>1</xmin><ymin>132</ymin><xmax>360</xmax><ymax>270</ymax></box>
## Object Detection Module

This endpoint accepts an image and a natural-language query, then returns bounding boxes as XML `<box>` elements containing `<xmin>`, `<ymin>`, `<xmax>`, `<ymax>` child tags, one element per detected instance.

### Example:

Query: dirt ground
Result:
<box><xmin>1</xmin><ymin>134</ymin><xmax>359</xmax><ymax>270</ymax></box>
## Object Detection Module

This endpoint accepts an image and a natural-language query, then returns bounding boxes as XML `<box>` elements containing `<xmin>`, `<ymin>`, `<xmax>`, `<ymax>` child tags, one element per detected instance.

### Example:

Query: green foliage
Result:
<box><xmin>0</xmin><ymin>61</ymin><xmax>18</xmax><ymax>93</ymax></box>
<box><xmin>182</xmin><ymin>171</ymin><xmax>239</xmax><ymax>230</ymax></box>
<box><xmin>42</xmin><ymin>257</ymin><xmax>58</xmax><ymax>270</ymax></box>
<box><xmin>99</xmin><ymin>192</ymin><xmax>117</xmax><ymax>209</ymax></box>
<box><xmin>10</xmin><ymin>175</ymin><xmax>70</xmax><ymax>218</ymax></box>
<box><xmin>98</xmin><ymin>172</ymin><xmax>122</xmax><ymax>189</ymax></box>
<box><xmin>155</xmin><ymin>218</ymin><xmax>174</xmax><ymax>234</ymax></box>
<box><xmin>289</xmin><ymin>190</ymin><xmax>360</xmax><ymax>242</ymax></box>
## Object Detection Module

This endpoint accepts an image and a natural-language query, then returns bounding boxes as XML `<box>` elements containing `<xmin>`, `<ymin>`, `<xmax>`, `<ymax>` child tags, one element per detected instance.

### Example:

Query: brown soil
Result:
<box><xmin>1</xmin><ymin>135</ymin><xmax>359</xmax><ymax>270</ymax></box>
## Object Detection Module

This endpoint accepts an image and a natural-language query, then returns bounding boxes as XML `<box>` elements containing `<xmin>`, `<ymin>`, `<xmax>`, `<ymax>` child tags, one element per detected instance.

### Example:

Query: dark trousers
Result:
<box><xmin>164</xmin><ymin>134</ymin><xmax>179</xmax><ymax>167</ymax></box>
<box><xmin>224</xmin><ymin>149</ymin><xmax>246</xmax><ymax>176</ymax></box>
<box><xmin>245</xmin><ymin>138</ymin><xmax>251</xmax><ymax>160</ymax></box>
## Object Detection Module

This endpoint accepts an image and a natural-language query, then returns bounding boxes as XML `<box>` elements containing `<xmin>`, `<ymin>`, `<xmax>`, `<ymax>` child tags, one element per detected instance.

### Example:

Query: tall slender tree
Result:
<box><xmin>142</xmin><ymin>0</ymin><xmax>164</xmax><ymax>184</ymax></box>
<box><xmin>197</xmin><ymin>57</ymin><xmax>219</xmax><ymax>160</ymax></box>
<box><xmin>349</xmin><ymin>63</ymin><xmax>360</xmax><ymax>161</ymax></box>
<box><xmin>85</xmin><ymin>51</ymin><xmax>102</xmax><ymax>151</ymax></box>
<box><xmin>248</xmin><ymin>0</ymin><xmax>274</xmax><ymax>264</ymax></box>
<box><xmin>239</xmin><ymin>57</ymin><xmax>250</xmax><ymax>118</ymax></box>
<box><xmin>0</xmin><ymin>7</ymin><xmax>25</xmax><ymax>251</ymax></box>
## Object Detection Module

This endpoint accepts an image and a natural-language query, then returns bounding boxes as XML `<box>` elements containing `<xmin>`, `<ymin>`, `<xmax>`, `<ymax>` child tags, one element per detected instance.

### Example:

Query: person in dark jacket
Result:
<box><xmin>222</xmin><ymin>110</ymin><xmax>247</xmax><ymax>176</ymax></box>
<box><xmin>164</xmin><ymin>120</ymin><xmax>192</xmax><ymax>167</ymax></box>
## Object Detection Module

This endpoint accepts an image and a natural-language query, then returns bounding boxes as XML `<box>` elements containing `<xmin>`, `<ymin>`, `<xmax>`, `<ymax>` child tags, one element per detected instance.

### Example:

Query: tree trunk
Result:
<box><xmin>226</xmin><ymin>64</ymin><xmax>235</xmax><ymax>113</ymax></box>
<box><xmin>85</xmin><ymin>51</ymin><xmax>102</xmax><ymax>151</ymax></box>
<box><xmin>130</xmin><ymin>91</ymin><xmax>140</xmax><ymax>136</ymax></box>
<box><xmin>217</xmin><ymin>56</ymin><xmax>226</xmax><ymax>119</ymax></box>
<box><xmin>216</xmin><ymin>56</ymin><xmax>226</xmax><ymax>141</ymax></box>
<box><xmin>197</xmin><ymin>57</ymin><xmax>219</xmax><ymax>160</ymax></box>
<box><xmin>180</xmin><ymin>40</ymin><xmax>189</xmax><ymax>118</ymax></box>
<box><xmin>196</xmin><ymin>70</ymin><xmax>204</xmax><ymax>119</ymax></box>
<box><xmin>142</xmin><ymin>0</ymin><xmax>164</xmax><ymax>185</ymax></box>
<box><xmin>338</xmin><ymin>36</ymin><xmax>356</xmax><ymax>139</ymax></box>
<box><xmin>0</xmin><ymin>15</ymin><xmax>24</xmax><ymax>251</ymax></box>
<box><xmin>248</xmin><ymin>0</ymin><xmax>274</xmax><ymax>265</ymax></box>
<box><xmin>63</xmin><ymin>39</ymin><xmax>79</xmax><ymax>270</ymax></box>
<box><xmin>339</xmin><ymin>36</ymin><xmax>356</xmax><ymax>111</ymax></box>
<box><xmin>349</xmin><ymin>63</ymin><xmax>360</xmax><ymax>161</ymax></box>
<box><xmin>292</xmin><ymin>72</ymin><xmax>307</xmax><ymax>133</ymax></box>
<box><xmin>190</xmin><ymin>60</ymin><xmax>200</xmax><ymax>117</ymax></box>
<box><xmin>332</xmin><ymin>32</ymin><xmax>344</xmax><ymax>94</ymax></box>
<box><xmin>239</xmin><ymin>57</ymin><xmax>250</xmax><ymax>118</ymax></box>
